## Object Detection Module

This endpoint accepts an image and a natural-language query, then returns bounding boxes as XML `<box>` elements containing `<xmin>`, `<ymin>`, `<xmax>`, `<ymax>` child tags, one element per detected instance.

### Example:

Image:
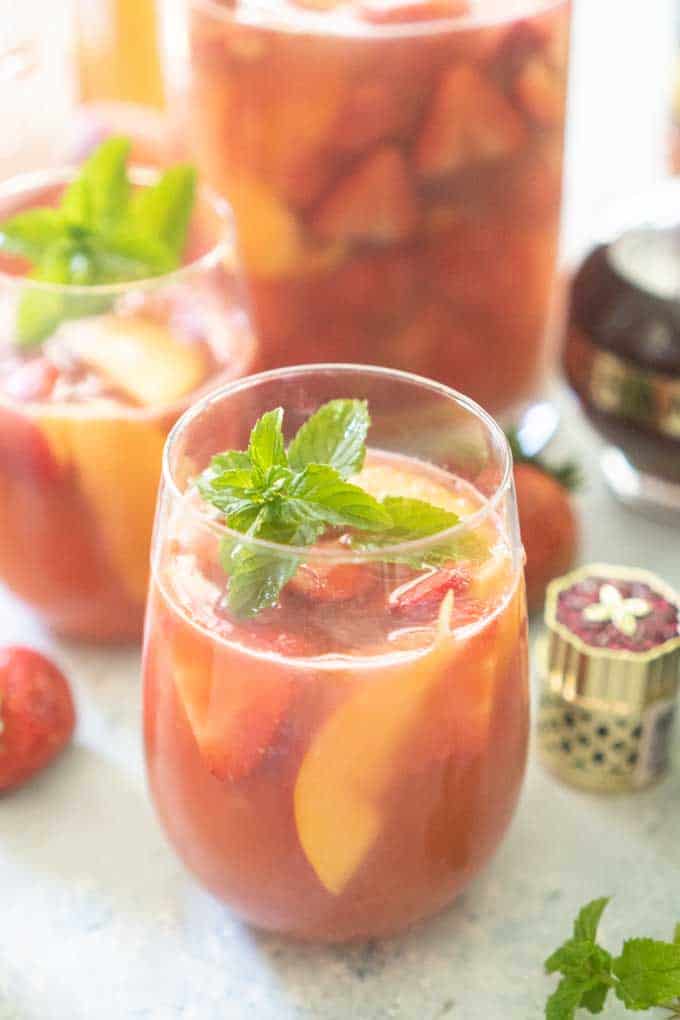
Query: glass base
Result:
<box><xmin>600</xmin><ymin>446</ymin><xmax>680</xmax><ymax>525</ymax></box>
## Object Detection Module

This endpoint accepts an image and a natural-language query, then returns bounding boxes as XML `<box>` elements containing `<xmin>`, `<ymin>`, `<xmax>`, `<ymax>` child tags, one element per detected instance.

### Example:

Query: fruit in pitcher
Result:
<box><xmin>0</xmin><ymin>647</ymin><xmax>76</xmax><ymax>792</ymax></box>
<box><xmin>416</xmin><ymin>65</ymin><xmax>525</xmax><ymax>179</ymax></box>
<box><xmin>311</xmin><ymin>146</ymin><xmax>418</xmax><ymax>245</ymax></box>
<box><xmin>358</xmin><ymin>0</ymin><xmax>469</xmax><ymax>24</ymax></box>
<box><xmin>229</xmin><ymin>176</ymin><xmax>304</xmax><ymax>275</ymax></box>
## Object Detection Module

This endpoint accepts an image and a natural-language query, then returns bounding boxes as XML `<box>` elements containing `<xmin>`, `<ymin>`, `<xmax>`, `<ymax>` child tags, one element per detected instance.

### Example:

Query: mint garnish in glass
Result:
<box><xmin>197</xmin><ymin>398</ymin><xmax>487</xmax><ymax>618</ymax></box>
<box><xmin>0</xmin><ymin>137</ymin><xmax>196</xmax><ymax>346</ymax></box>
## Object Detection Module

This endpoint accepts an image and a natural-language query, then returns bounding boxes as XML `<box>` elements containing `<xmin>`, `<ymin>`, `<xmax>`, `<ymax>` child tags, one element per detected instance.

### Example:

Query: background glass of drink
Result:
<box><xmin>0</xmin><ymin>168</ymin><xmax>255</xmax><ymax>641</ymax></box>
<box><xmin>143</xmin><ymin>364</ymin><xmax>528</xmax><ymax>941</ymax></box>
<box><xmin>187</xmin><ymin>0</ymin><xmax>570</xmax><ymax>427</ymax></box>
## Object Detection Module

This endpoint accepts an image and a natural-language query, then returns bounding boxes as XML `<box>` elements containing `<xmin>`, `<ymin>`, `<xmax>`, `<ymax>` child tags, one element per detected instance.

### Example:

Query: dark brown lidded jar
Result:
<box><xmin>537</xmin><ymin>564</ymin><xmax>680</xmax><ymax>792</ymax></box>
<box><xmin>563</xmin><ymin>183</ymin><xmax>680</xmax><ymax>521</ymax></box>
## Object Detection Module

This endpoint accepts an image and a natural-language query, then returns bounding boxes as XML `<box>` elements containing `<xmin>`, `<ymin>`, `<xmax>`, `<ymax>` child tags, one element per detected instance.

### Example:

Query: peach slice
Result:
<box><xmin>55</xmin><ymin>315</ymin><xmax>206</xmax><ymax>407</ymax></box>
<box><xmin>352</xmin><ymin>456</ymin><xmax>476</xmax><ymax>517</ymax></box>
<box><xmin>33</xmin><ymin>403</ymin><xmax>166</xmax><ymax>603</ymax></box>
<box><xmin>228</xmin><ymin>176</ymin><xmax>304</xmax><ymax>276</ymax></box>
<box><xmin>294</xmin><ymin>601</ymin><xmax>458</xmax><ymax>894</ymax></box>
<box><xmin>415</xmin><ymin>64</ymin><xmax>525</xmax><ymax>179</ymax></box>
<box><xmin>310</xmin><ymin>146</ymin><xmax>418</xmax><ymax>245</ymax></box>
<box><xmin>514</xmin><ymin>57</ymin><xmax>565</xmax><ymax>127</ymax></box>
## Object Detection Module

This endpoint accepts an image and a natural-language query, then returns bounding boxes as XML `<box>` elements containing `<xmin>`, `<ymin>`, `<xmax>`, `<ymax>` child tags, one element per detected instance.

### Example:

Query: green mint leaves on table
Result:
<box><xmin>545</xmin><ymin>898</ymin><xmax>680</xmax><ymax>1019</ymax></box>
<box><xmin>198</xmin><ymin>398</ymin><xmax>469</xmax><ymax>618</ymax></box>
<box><xmin>0</xmin><ymin>136</ymin><xmax>196</xmax><ymax>346</ymax></box>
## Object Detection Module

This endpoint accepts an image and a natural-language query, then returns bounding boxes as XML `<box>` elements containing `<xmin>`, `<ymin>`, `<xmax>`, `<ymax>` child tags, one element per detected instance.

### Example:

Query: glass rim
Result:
<box><xmin>0</xmin><ymin>165</ymin><xmax>233</xmax><ymax>297</ymax></box>
<box><xmin>190</xmin><ymin>0</ymin><xmax>567</xmax><ymax>41</ymax></box>
<box><xmin>163</xmin><ymin>362</ymin><xmax>515</xmax><ymax>562</ymax></box>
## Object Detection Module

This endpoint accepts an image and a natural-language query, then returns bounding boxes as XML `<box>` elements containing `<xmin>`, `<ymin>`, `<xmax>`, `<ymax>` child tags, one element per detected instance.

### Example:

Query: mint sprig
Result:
<box><xmin>0</xmin><ymin>136</ymin><xmax>196</xmax><ymax>346</ymax></box>
<box><xmin>197</xmin><ymin>399</ymin><xmax>474</xmax><ymax>618</ymax></box>
<box><xmin>545</xmin><ymin>899</ymin><xmax>680</xmax><ymax>1018</ymax></box>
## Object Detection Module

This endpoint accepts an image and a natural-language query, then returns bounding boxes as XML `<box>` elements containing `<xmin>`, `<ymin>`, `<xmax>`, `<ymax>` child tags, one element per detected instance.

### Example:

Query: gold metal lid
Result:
<box><xmin>541</xmin><ymin>563</ymin><xmax>680</xmax><ymax>712</ymax></box>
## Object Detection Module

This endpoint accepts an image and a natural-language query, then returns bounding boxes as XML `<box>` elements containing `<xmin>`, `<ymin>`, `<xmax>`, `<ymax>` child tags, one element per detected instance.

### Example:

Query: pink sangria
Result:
<box><xmin>0</xmin><ymin>144</ymin><xmax>255</xmax><ymax>640</ymax></box>
<box><xmin>188</xmin><ymin>0</ymin><xmax>570</xmax><ymax>419</ymax></box>
<box><xmin>143</xmin><ymin>364</ymin><xmax>529</xmax><ymax>940</ymax></box>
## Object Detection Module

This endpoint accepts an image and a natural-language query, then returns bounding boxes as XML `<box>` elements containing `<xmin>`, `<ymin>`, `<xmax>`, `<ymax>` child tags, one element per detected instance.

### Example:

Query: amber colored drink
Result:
<box><xmin>143</xmin><ymin>365</ymin><xmax>529</xmax><ymax>941</ymax></box>
<box><xmin>0</xmin><ymin>170</ymin><xmax>255</xmax><ymax>641</ymax></box>
<box><xmin>188</xmin><ymin>0</ymin><xmax>570</xmax><ymax>418</ymax></box>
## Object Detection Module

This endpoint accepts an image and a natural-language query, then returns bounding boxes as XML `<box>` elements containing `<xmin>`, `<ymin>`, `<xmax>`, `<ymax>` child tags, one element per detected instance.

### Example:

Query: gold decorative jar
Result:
<box><xmin>537</xmin><ymin>563</ymin><xmax>680</xmax><ymax>792</ymax></box>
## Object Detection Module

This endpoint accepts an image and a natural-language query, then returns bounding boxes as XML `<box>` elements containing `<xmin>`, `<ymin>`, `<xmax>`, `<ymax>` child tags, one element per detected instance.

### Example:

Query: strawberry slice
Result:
<box><xmin>311</xmin><ymin>145</ymin><xmax>418</xmax><ymax>245</ymax></box>
<box><xmin>415</xmin><ymin>65</ymin><xmax>525</xmax><ymax>179</ymax></box>
<box><xmin>389</xmin><ymin>567</ymin><xmax>471</xmax><ymax>619</ymax></box>
<box><xmin>288</xmin><ymin>561</ymin><xmax>378</xmax><ymax>604</ymax></box>
<box><xmin>0</xmin><ymin>406</ymin><xmax>61</xmax><ymax>487</ymax></box>
<box><xmin>358</xmin><ymin>0</ymin><xmax>469</xmax><ymax>23</ymax></box>
<box><xmin>513</xmin><ymin>57</ymin><xmax>565</xmax><ymax>127</ymax></box>
<box><xmin>174</xmin><ymin>644</ymin><xmax>296</xmax><ymax>783</ymax></box>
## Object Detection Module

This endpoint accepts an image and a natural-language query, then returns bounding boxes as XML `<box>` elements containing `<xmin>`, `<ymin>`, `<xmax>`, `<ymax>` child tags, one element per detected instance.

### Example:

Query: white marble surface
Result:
<box><xmin>1</xmin><ymin>2</ymin><xmax>679</xmax><ymax>1019</ymax></box>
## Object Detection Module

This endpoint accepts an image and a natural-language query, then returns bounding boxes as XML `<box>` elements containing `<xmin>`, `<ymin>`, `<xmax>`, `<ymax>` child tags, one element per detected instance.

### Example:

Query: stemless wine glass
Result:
<box><xmin>187</xmin><ymin>0</ymin><xmax>570</xmax><ymax>429</ymax></box>
<box><xmin>0</xmin><ymin>166</ymin><xmax>255</xmax><ymax>641</ymax></box>
<box><xmin>143</xmin><ymin>364</ymin><xmax>529</xmax><ymax>941</ymax></box>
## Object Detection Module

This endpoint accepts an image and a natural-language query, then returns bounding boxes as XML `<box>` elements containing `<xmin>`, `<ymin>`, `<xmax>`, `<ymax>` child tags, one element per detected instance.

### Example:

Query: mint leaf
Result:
<box><xmin>369</xmin><ymin>496</ymin><xmax>458</xmax><ymax>542</ymax></box>
<box><xmin>197</xmin><ymin>402</ymin><xmax>479</xmax><ymax>618</ymax></box>
<box><xmin>211</xmin><ymin>451</ymin><xmax>253</xmax><ymax>472</ymax></box>
<box><xmin>89</xmin><ymin>231</ymin><xmax>175</xmax><ymax>280</ymax></box>
<box><xmin>225</xmin><ymin>540</ymin><xmax>299</xmax><ymax>618</ymax></box>
<box><xmin>0</xmin><ymin>136</ymin><xmax>197</xmax><ymax>348</ymax></box>
<box><xmin>289</xmin><ymin>464</ymin><xmax>392</xmax><ymax>531</ymax></box>
<box><xmin>575</xmin><ymin>900</ymin><xmax>610</xmax><ymax>943</ymax></box>
<box><xmin>350</xmin><ymin>496</ymin><xmax>489</xmax><ymax>568</ymax></box>
<box><xmin>61</xmin><ymin>176</ymin><xmax>91</xmax><ymax>227</ymax></box>
<box><xmin>0</xmin><ymin>208</ymin><xmax>66</xmax><ymax>261</ymax></box>
<box><xmin>80</xmin><ymin>136</ymin><xmax>131</xmax><ymax>233</ymax></box>
<box><xmin>580</xmin><ymin>984</ymin><xmax>609</xmax><ymax>1014</ymax></box>
<box><xmin>613</xmin><ymin>939</ymin><xmax>680</xmax><ymax>1010</ymax></box>
<box><xmin>546</xmin><ymin>977</ymin><xmax>606</xmax><ymax>1020</ymax></box>
<box><xmin>287</xmin><ymin>398</ymin><xmax>369</xmax><ymax>479</ymax></box>
<box><xmin>129</xmin><ymin>164</ymin><xmax>196</xmax><ymax>258</ymax></box>
<box><xmin>248</xmin><ymin>407</ymin><xmax>287</xmax><ymax>474</ymax></box>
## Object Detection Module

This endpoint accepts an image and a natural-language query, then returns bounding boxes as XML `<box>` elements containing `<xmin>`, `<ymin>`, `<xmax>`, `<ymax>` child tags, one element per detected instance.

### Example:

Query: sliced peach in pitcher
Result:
<box><xmin>228</xmin><ymin>176</ymin><xmax>304</xmax><ymax>276</ymax></box>
<box><xmin>294</xmin><ymin>607</ymin><xmax>458</xmax><ymax>895</ymax></box>
<box><xmin>415</xmin><ymin>65</ymin><xmax>525</xmax><ymax>179</ymax></box>
<box><xmin>33</xmin><ymin>403</ymin><xmax>166</xmax><ymax>603</ymax></box>
<box><xmin>310</xmin><ymin>146</ymin><xmax>418</xmax><ymax>245</ymax></box>
<box><xmin>513</xmin><ymin>56</ymin><xmax>565</xmax><ymax>127</ymax></box>
<box><xmin>55</xmin><ymin>315</ymin><xmax>207</xmax><ymax>407</ymax></box>
<box><xmin>169</xmin><ymin>615</ymin><xmax>296</xmax><ymax>782</ymax></box>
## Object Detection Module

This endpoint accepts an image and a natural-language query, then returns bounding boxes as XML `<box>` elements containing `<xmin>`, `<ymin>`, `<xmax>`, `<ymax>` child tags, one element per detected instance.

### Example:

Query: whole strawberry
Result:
<box><xmin>507</xmin><ymin>430</ymin><xmax>580</xmax><ymax>614</ymax></box>
<box><xmin>0</xmin><ymin>647</ymin><xmax>76</xmax><ymax>792</ymax></box>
